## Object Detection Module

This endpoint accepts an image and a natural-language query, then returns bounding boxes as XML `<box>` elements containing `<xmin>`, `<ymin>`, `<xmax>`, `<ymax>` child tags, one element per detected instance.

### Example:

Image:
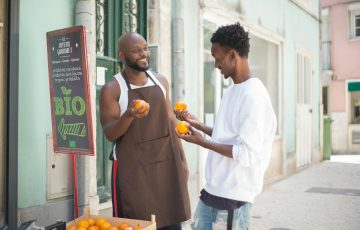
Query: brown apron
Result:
<box><xmin>115</xmin><ymin>73</ymin><xmax>191</xmax><ymax>228</ymax></box>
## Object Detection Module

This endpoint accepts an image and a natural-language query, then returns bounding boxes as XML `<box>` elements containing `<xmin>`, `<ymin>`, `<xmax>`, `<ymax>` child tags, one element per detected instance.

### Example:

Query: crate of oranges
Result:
<box><xmin>67</xmin><ymin>208</ymin><xmax>156</xmax><ymax>230</ymax></box>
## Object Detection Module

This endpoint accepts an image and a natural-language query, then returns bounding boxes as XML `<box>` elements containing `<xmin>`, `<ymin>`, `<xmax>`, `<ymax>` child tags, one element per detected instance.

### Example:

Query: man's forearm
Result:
<box><xmin>199</xmin><ymin>139</ymin><xmax>233</xmax><ymax>159</ymax></box>
<box><xmin>196</xmin><ymin>123</ymin><xmax>213</xmax><ymax>136</ymax></box>
<box><xmin>104</xmin><ymin>111</ymin><xmax>134</xmax><ymax>141</ymax></box>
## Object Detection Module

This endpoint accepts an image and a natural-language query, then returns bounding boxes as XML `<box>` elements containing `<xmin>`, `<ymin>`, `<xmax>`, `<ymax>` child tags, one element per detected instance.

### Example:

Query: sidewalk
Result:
<box><xmin>250</xmin><ymin>155</ymin><xmax>360</xmax><ymax>230</ymax></box>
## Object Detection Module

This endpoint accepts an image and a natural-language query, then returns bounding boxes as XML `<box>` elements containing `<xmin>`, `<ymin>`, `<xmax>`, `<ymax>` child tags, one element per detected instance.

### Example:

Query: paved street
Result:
<box><xmin>250</xmin><ymin>155</ymin><xmax>360</xmax><ymax>230</ymax></box>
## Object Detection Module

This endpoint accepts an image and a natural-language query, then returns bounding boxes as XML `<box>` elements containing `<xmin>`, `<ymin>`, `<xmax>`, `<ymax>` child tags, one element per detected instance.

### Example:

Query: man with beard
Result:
<box><xmin>99</xmin><ymin>32</ymin><xmax>191</xmax><ymax>230</ymax></box>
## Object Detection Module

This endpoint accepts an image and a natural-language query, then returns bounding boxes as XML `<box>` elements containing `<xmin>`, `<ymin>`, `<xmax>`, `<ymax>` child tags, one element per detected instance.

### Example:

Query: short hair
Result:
<box><xmin>210</xmin><ymin>22</ymin><xmax>250</xmax><ymax>58</ymax></box>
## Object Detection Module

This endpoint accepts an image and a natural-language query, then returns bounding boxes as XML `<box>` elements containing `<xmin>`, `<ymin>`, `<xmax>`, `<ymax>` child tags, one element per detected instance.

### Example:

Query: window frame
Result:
<box><xmin>349</xmin><ymin>3</ymin><xmax>360</xmax><ymax>40</ymax></box>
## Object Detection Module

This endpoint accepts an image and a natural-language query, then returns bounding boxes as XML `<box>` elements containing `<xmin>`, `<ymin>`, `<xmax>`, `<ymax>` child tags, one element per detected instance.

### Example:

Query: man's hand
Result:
<box><xmin>175</xmin><ymin>124</ymin><xmax>204</xmax><ymax>145</ymax></box>
<box><xmin>128</xmin><ymin>99</ymin><xmax>150</xmax><ymax>119</ymax></box>
<box><xmin>175</xmin><ymin>110</ymin><xmax>201</xmax><ymax>130</ymax></box>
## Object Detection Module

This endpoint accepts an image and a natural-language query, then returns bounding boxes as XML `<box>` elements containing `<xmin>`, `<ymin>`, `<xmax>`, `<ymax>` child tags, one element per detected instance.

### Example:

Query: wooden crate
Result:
<box><xmin>66</xmin><ymin>208</ymin><xmax>156</xmax><ymax>230</ymax></box>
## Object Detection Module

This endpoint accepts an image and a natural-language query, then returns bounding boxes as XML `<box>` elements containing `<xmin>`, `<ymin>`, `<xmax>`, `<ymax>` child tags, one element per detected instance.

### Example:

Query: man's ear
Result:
<box><xmin>229</xmin><ymin>49</ymin><xmax>237</xmax><ymax>60</ymax></box>
<box><xmin>118</xmin><ymin>51</ymin><xmax>124</xmax><ymax>62</ymax></box>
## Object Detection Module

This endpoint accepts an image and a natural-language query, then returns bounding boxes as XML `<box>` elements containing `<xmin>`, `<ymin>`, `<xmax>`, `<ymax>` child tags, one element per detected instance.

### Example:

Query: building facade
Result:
<box><xmin>7</xmin><ymin>0</ymin><xmax>322</xmax><ymax>228</ymax></box>
<box><xmin>321</xmin><ymin>0</ymin><xmax>360</xmax><ymax>154</ymax></box>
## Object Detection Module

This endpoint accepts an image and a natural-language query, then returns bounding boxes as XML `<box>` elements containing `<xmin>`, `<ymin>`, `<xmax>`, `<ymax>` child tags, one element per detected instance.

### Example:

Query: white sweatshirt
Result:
<box><xmin>204</xmin><ymin>77</ymin><xmax>277</xmax><ymax>203</ymax></box>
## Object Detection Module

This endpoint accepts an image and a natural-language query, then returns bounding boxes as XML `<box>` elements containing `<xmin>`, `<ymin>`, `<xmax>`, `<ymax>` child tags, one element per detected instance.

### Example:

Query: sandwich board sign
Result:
<box><xmin>46</xmin><ymin>26</ymin><xmax>94</xmax><ymax>155</ymax></box>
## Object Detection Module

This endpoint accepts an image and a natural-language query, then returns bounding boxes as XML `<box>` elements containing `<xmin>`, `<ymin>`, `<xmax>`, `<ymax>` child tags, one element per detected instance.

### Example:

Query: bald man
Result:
<box><xmin>99</xmin><ymin>32</ymin><xmax>191</xmax><ymax>230</ymax></box>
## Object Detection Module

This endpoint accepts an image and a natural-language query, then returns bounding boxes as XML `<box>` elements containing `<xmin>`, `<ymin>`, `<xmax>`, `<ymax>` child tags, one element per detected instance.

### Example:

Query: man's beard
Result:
<box><xmin>125</xmin><ymin>57</ymin><xmax>149</xmax><ymax>72</ymax></box>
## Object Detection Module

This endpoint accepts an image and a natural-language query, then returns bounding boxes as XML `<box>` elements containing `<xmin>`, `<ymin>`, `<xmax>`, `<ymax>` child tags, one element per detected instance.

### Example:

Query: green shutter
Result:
<box><xmin>348</xmin><ymin>82</ymin><xmax>360</xmax><ymax>92</ymax></box>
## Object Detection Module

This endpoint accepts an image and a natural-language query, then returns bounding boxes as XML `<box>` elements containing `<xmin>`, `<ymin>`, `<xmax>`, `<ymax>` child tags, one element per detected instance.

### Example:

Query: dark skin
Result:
<box><xmin>100</xmin><ymin>32</ymin><xmax>189</xmax><ymax>178</ymax></box>
<box><xmin>175</xmin><ymin>42</ymin><xmax>250</xmax><ymax>159</ymax></box>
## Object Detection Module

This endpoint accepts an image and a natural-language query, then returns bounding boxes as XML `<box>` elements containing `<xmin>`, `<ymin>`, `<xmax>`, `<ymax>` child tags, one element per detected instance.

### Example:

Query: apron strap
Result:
<box><xmin>122</xmin><ymin>70</ymin><xmax>157</xmax><ymax>90</ymax></box>
<box><xmin>122</xmin><ymin>71</ymin><xmax>132</xmax><ymax>90</ymax></box>
<box><xmin>227</xmin><ymin>210</ymin><xmax>234</xmax><ymax>230</ymax></box>
<box><xmin>112</xmin><ymin>159</ymin><xmax>119</xmax><ymax>217</ymax></box>
<box><xmin>146</xmin><ymin>71</ymin><xmax>157</xmax><ymax>85</ymax></box>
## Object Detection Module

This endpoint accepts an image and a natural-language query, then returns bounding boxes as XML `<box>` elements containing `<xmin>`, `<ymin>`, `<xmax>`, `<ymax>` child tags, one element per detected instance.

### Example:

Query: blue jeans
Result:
<box><xmin>191</xmin><ymin>200</ymin><xmax>252</xmax><ymax>230</ymax></box>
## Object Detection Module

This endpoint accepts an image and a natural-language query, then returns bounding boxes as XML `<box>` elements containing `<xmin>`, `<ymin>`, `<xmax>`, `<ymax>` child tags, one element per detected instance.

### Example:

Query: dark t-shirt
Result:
<box><xmin>200</xmin><ymin>189</ymin><xmax>246</xmax><ymax>210</ymax></box>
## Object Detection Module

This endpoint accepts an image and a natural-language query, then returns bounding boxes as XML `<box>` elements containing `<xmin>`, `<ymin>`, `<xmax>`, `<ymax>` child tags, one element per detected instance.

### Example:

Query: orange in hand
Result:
<box><xmin>134</xmin><ymin>99</ymin><xmax>149</xmax><ymax>113</ymax></box>
<box><xmin>174</xmin><ymin>101</ymin><xmax>187</xmax><ymax>112</ymax></box>
<box><xmin>176</xmin><ymin>121</ymin><xmax>190</xmax><ymax>135</ymax></box>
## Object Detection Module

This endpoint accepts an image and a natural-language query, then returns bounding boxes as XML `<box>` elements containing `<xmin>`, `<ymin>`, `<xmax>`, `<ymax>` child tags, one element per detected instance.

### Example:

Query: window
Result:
<box><xmin>248</xmin><ymin>35</ymin><xmax>280</xmax><ymax>134</ymax></box>
<box><xmin>349</xmin><ymin>3</ymin><xmax>360</xmax><ymax>39</ymax></box>
<box><xmin>348</xmin><ymin>82</ymin><xmax>360</xmax><ymax>124</ymax></box>
<box><xmin>350</xmin><ymin>12</ymin><xmax>360</xmax><ymax>39</ymax></box>
<box><xmin>321</xmin><ymin>8</ymin><xmax>331</xmax><ymax>70</ymax></box>
<box><xmin>355</xmin><ymin>15</ymin><xmax>360</xmax><ymax>37</ymax></box>
<box><xmin>296</xmin><ymin>52</ymin><xmax>311</xmax><ymax>105</ymax></box>
<box><xmin>351</xmin><ymin>92</ymin><xmax>360</xmax><ymax>124</ymax></box>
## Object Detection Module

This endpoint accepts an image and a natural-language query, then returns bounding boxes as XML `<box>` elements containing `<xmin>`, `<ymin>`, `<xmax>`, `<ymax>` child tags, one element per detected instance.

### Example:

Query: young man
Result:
<box><xmin>175</xmin><ymin>23</ymin><xmax>277</xmax><ymax>230</ymax></box>
<box><xmin>100</xmin><ymin>32</ymin><xmax>190</xmax><ymax>230</ymax></box>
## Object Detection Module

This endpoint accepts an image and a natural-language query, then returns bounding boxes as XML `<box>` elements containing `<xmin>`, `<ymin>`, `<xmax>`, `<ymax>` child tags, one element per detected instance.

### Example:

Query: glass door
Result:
<box><xmin>203</xmin><ymin>21</ymin><xmax>224</xmax><ymax>130</ymax></box>
<box><xmin>202</xmin><ymin>20</ymin><xmax>231</xmax><ymax>185</ymax></box>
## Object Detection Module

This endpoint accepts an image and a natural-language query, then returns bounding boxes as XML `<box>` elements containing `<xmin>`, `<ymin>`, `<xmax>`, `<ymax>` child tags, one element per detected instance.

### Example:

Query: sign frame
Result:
<box><xmin>46</xmin><ymin>26</ymin><xmax>94</xmax><ymax>155</ymax></box>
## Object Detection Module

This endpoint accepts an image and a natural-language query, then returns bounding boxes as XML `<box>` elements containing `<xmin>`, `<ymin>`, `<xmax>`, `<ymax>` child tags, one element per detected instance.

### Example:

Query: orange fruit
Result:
<box><xmin>77</xmin><ymin>220</ymin><xmax>89</xmax><ymax>229</ymax></box>
<box><xmin>89</xmin><ymin>226</ymin><xmax>100</xmax><ymax>230</ymax></box>
<box><xmin>133</xmin><ymin>224</ymin><xmax>142</xmax><ymax>230</ymax></box>
<box><xmin>174</xmin><ymin>101</ymin><xmax>187</xmax><ymax>112</ymax></box>
<box><xmin>176</xmin><ymin>121</ymin><xmax>190</xmax><ymax>135</ymax></box>
<box><xmin>108</xmin><ymin>227</ymin><xmax>118</xmax><ymax>230</ymax></box>
<box><xmin>100</xmin><ymin>221</ymin><xmax>111</xmax><ymax>230</ymax></box>
<box><xmin>77</xmin><ymin>227</ymin><xmax>86</xmax><ymax>230</ymax></box>
<box><xmin>96</xmin><ymin>218</ymin><xmax>106</xmax><ymax>227</ymax></box>
<box><xmin>118</xmin><ymin>222</ymin><xmax>131</xmax><ymax>230</ymax></box>
<box><xmin>88</xmin><ymin>218</ymin><xmax>96</xmax><ymax>226</ymax></box>
<box><xmin>134</xmin><ymin>100</ymin><xmax>148</xmax><ymax>113</ymax></box>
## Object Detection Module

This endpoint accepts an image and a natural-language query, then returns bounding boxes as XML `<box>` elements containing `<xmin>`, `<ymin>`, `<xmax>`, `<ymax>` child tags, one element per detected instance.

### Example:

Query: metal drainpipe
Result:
<box><xmin>75</xmin><ymin>0</ymin><xmax>97</xmax><ymax>216</ymax></box>
<box><xmin>172</xmin><ymin>0</ymin><xmax>185</xmax><ymax>102</ymax></box>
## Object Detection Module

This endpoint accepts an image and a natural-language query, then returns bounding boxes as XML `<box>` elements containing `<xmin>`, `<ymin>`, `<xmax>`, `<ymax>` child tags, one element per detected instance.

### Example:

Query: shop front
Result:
<box><xmin>347</xmin><ymin>81</ymin><xmax>360</xmax><ymax>151</ymax></box>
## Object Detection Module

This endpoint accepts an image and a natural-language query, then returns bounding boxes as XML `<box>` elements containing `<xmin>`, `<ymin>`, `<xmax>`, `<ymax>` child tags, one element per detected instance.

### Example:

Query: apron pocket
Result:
<box><xmin>136</xmin><ymin>135</ymin><xmax>171</xmax><ymax>165</ymax></box>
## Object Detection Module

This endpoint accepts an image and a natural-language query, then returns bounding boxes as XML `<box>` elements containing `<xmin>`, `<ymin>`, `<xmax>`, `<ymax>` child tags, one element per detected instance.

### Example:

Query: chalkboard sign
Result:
<box><xmin>46</xmin><ymin>26</ymin><xmax>94</xmax><ymax>155</ymax></box>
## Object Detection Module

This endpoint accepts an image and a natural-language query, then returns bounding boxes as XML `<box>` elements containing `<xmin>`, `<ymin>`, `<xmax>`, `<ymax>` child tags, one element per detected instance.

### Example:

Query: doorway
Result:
<box><xmin>296</xmin><ymin>51</ymin><xmax>312</xmax><ymax>167</ymax></box>
<box><xmin>95</xmin><ymin>0</ymin><xmax>147</xmax><ymax>203</ymax></box>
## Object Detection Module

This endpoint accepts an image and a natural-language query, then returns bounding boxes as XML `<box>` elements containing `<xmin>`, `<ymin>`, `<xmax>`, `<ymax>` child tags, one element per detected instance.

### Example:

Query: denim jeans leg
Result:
<box><xmin>192</xmin><ymin>200</ymin><xmax>214</xmax><ymax>230</ymax></box>
<box><xmin>233</xmin><ymin>203</ymin><xmax>252</xmax><ymax>230</ymax></box>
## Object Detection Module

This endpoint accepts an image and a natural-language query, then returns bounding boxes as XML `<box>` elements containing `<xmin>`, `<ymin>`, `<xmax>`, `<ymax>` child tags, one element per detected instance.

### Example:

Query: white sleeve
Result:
<box><xmin>232</xmin><ymin>94</ymin><xmax>267</xmax><ymax>166</ymax></box>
